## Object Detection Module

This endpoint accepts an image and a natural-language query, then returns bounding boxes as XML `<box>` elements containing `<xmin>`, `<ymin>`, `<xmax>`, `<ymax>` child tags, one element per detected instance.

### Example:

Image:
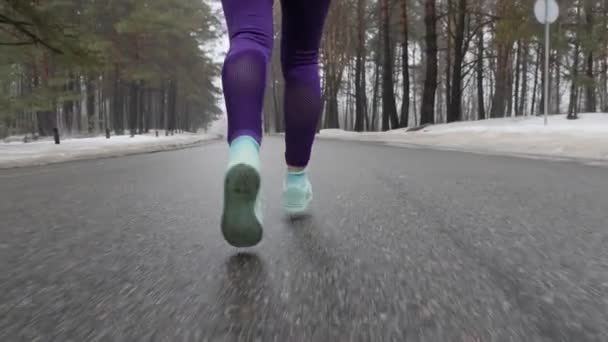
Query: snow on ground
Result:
<box><xmin>205</xmin><ymin>115</ymin><xmax>227</xmax><ymax>138</ymax></box>
<box><xmin>319</xmin><ymin>113</ymin><xmax>608</xmax><ymax>162</ymax></box>
<box><xmin>416</xmin><ymin>113</ymin><xmax>608</xmax><ymax>134</ymax></box>
<box><xmin>0</xmin><ymin>131</ymin><xmax>219</xmax><ymax>168</ymax></box>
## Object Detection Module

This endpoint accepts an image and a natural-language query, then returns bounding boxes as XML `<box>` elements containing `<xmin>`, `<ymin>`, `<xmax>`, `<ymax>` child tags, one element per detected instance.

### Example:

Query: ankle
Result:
<box><xmin>287</xmin><ymin>165</ymin><xmax>306</xmax><ymax>173</ymax></box>
<box><xmin>286</xmin><ymin>169</ymin><xmax>308</xmax><ymax>186</ymax></box>
<box><xmin>230</xmin><ymin>136</ymin><xmax>259</xmax><ymax>152</ymax></box>
<box><xmin>228</xmin><ymin>135</ymin><xmax>260</xmax><ymax>169</ymax></box>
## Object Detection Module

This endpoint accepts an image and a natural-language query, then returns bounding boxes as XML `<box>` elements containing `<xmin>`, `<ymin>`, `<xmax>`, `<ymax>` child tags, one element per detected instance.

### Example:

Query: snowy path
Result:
<box><xmin>0</xmin><ymin>132</ymin><xmax>219</xmax><ymax>168</ymax></box>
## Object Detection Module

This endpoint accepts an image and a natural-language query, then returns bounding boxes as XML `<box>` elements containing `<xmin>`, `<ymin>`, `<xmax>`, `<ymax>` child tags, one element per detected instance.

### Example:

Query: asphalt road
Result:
<box><xmin>1</xmin><ymin>138</ymin><xmax>607</xmax><ymax>341</ymax></box>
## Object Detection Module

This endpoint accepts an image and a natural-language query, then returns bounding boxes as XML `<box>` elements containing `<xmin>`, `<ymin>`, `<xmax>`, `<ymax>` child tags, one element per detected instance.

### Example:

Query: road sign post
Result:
<box><xmin>534</xmin><ymin>0</ymin><xmax>559</xmax><ymax>125</ymax></box>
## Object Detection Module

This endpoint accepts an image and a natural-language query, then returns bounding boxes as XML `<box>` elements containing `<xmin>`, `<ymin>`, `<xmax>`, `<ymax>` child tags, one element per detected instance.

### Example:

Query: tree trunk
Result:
<box><xmin>412</xmin><ymin>44</ymin><xmax>418</xmax><ymax>125</ymax></box>
<box><xmin>64</xmin><ymin>73</ymin><xmax>74</xmax><ymax>135</ymax></box>
<box><xmin>518</xmin><ymin>41</ymin><xmax>529</xmax><ymax>115</ymax></box>
<box><xmin>603</xmin><ymin>0</ymin><xmax>608</xmax><ymax>112</ymax></box>
<box><xmin>437</xmin><ymin>80</ymin><xmax>444</xmax><ymax>123</ymax></box>
<box><xmin>491</xmin><ymin>43</ymin><xmax>513</xmax><ymax>118</ymax></box>
<box><xmin>129</xmin><ymin>82</ymin><xmax>138</xmax><ymax>136</ymax></box>
<box><xmin>323</xmin><ymin>61</ymin><xmax>341</xmax><ymax>129</ymax></box>
<box><xmin>168</xmin><ymin>79</ymin><xmax>177</xmax><ymax>133</ymax></box>
<box><xmin>585</xmin><ymin>54</ymin><xmax>594</xmax><ymax>112</ymax></box>
<box><xmin>420</xmin><ymin>0</ymin><xmax>438</xmax><ymax>125</ymax></box>
<box><xmin>94</xmin><ymin>76</ymin><xmax>101</xmax><ymax>134</ymax></box>
<box><xmin>326</xmin><ymin>89</ymin><xmax>339</xmax><ymax>129</ymax></box>
<box><xmin>72</xmin><ymin>90</ymin><xmax>80</xmax><ymax>134</ymax></box>
<box><xmin>490</xmin><ymin>0</ymin><xmax>514</xmax><ymax>118</ymax></box>
<box><xmin>513</xmin><ymin>41</ymin><xmax>522</xmax><ymax>117</ymax></box>
<box><xmin>86</xmin><ymin>75</ymin><xmax>95</xmax><ymax>133</ymax></box>
<box><xmin>568</xmin><ymin>40</ymin><xmax>580</xmax><ymax>119</ymax></box>
<box><xmin>321</xmin><ymin>62</ymin><xmax>330</xmax><ymax>129</ymax></box>
<box><xmin>476</xmin><ymin>17</ymin><xmax>485</xmax><ymax>120</ymax></box>
<box><xmin>371</xmin><ymin>50</ymin><xmax>381</xmax><ymax>131</ymax></box>
<box><xmin>138</xmin><ymin>82</ymin><xmax>145</xmax><ymax>134</ymax></box>
<box><xmin>79</xmin><ymin>75</ymin><xmax>88</xmax><ymax>133</ymax></box>
<box><xmin>112</xmin><ymin>66</ymin><xmax>124</xmax><ymax>135</ymax></box>
<box><xmin>355</xmin><ymin>0</ymin><xmax>366</xmax><ymax>132</ymax></box>
<box><xmin>323</xmin><ymin>63</ymin><xmax>341</xmax><ymax>129</ymax></box>
<box><xmin>585</xmin><ymin>0</ymin><xmax>595</xmax><ymax>112</ymax></box>
<box><xmin>163</xmin><ymin>85</ymin><xmax>169</xmax><ymax>133</ymax></box>
<box><xmin>531</xmin><ymin>43</ymin><xmax>541</xmax><ymax>115</ymax></box>
<box><xmin>445</xmin><ymin>0</ymin><xmax>452</xmax><ymax>122</ymax></box>
<box><xmin>144</xmin><ymin>88</ymin><xmax>151</xmax><ymax>133</ymax></box>
<box><xmin>381</xmin><ymin>0</ymin><xmax>399</xmax><ymax>130</ymax></box>
<box><xmin>399</xmin><ymin>0</ymin><xmax>410</xmax><ymax>127</ymax></box>
<box><xmin>447</xmin><ymin>0</ymin><xmax>466</xmax><ymax>123</ymax></box>
<box><xmin>569</xmin><ymin>3</ymin><xmax>582</xmax><ymax>119</ymax></box>
<box><xmin>602</xmin><ymin>54</ymin><xmax>608</xmax><ymax>112</ymax></box>
<box><xmin>345</xmin><ymin>63</ymin><xmax>353</xmax><ymax>130</ymax></box>
<box><xmin>555</xmin><ymin>50</ymin><xmax>561</xmax><ymax>114</ymax></box>
<box><xmin>359</xmin><ymin>31</ymin><xmax>368</xmax><ymax>132</ymax></box>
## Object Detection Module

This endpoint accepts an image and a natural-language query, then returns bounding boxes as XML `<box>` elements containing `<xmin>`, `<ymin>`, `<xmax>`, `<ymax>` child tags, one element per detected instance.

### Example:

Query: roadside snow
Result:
<box><xmin>319</xmin><ymin>113</ymin><xmax>608</xmax><ymax>162</ymax></box>
<box><xmin>418</xmin><ymin>113</ymin><xmax>608</xmax><ymax>134</ymax></box>
<box><xmin>0</xmin><ymin>131</ymin><xmax>219</xmax><ymax>168</ymax></box>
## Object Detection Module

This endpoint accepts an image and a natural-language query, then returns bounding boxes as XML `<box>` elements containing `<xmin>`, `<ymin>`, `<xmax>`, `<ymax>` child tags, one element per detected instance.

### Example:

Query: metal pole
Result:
<box><xmin>544</xmin><ymin>1</ymin><xmax>550</xmax><ymax>125</ymax></box>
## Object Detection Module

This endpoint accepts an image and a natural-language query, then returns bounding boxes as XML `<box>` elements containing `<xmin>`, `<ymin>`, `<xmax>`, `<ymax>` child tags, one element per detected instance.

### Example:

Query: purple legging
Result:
<box><xmin>221</xmin><ymin>0</ymin><xmax>331</xmax><ymax>167</ymax></box>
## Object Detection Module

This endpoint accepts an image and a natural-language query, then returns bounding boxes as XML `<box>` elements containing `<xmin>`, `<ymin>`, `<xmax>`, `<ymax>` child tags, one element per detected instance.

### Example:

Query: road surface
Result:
<box><xmin>1</xmin><ymin>138</ymin><xmax>607</xmax><ymax>341</ymax></box>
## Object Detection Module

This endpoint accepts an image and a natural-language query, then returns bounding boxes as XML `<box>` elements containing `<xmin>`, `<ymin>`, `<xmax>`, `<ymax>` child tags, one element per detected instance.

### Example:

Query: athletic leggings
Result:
<box><xmin>221</xmin><ymin>0</ymin><xmax>331</xmax><ymax>167</ymax></box>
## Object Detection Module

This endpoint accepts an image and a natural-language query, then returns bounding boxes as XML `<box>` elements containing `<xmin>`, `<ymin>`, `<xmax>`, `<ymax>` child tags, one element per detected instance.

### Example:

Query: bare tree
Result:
<box><xmin>421</xmin><ymin>0</ymin><xmax>438</xmax><ymax>125</ymax></box>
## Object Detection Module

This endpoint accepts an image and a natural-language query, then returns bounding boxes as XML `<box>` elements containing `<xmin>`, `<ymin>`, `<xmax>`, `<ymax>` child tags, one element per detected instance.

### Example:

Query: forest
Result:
<box><xmin>263</xmin><ymin>0</ymin><xmax>608</xmax><ymax>132</ymax></box>
<box><xmin>1</xmin><ymin>0</ymin><xmax>607</xmax><ymax>139</ymax></box>
<box><xmin>0</xmin><ymin>0</ymin><xmax>222</xmax><ymax>139</ymax></box>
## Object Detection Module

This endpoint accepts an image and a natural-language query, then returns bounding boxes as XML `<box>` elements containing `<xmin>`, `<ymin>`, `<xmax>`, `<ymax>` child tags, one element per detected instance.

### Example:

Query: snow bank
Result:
<box><xmin>418</xmin><ymin>113</ymin><xmax>608</xmax><ymax>135</ymax></box>
<box><xmin>0</xmin><ymin>131</ymin><xmax>219</xmax><ymax>169</ymax></box>
<box><xmin>205</xmin><ymin>116</ymin><xmax>227</xmax><ymax>138</ymax></box>
<box><xmin>319</xmin><ymin>113</ymin><xmax>608</xmax><ymax>163</ymax></box>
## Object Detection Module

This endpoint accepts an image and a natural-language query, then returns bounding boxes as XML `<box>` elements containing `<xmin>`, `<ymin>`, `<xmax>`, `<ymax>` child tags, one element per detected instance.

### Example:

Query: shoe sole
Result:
<box><xmin>221</xmin><ymin>163</ymin><xmax>263</xmax><ymax>247</ymax></box>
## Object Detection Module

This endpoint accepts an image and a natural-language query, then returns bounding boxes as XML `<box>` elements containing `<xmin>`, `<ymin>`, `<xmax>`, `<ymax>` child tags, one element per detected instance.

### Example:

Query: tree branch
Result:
<box><xmin>0</xmin><ymin>13</ymin><xmax>63</xmax><ymax>54</ymax></box>
<box><xmin>0</xmin><ymin>41</ymin><xmax>32</xmax><ymax>46</ymax></box>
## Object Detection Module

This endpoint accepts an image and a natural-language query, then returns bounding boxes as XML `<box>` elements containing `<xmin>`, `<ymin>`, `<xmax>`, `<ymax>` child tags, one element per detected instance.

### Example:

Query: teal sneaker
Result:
<box><xmin>221</xmin><ymin>136</ymin><xmax>263</xmax><ymax>247</ymax></box>
<box><xmin>282</xmin><ymin>170</ymin><xmax>313</xmax><ymax>215</ymax></box>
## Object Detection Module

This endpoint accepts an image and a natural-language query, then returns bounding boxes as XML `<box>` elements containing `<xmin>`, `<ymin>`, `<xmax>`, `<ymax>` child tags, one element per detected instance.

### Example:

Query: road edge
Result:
<box><xmin>0</xmin><ymin>136</ymin><xmax>222</xmax><ymax>170</ymax></box>
<box><xmin>317</xmin><ymin>135</ymin><xmax>608</xmax><ymax>167</ymax></box>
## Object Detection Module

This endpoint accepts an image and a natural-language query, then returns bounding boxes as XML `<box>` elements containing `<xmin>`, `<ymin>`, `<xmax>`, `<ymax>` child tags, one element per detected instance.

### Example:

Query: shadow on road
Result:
<box><xmin>284</xmin><ymin>212</ymin><xmax>313</xmax><ymax>223</ymax></box>
<box><xmin>225</xmin><ymin>252</ymin><xmax>265</xmax><ymax>282</ymax></box>
<box><xmin>286</xmin><ymin>215</ymin><xmax>342</xmax><ymax>272</ymax></box>
<box><xmin>210</xmin><ymin>252</ymin><xmax>277</xmax><ymax>338</ymax></box>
